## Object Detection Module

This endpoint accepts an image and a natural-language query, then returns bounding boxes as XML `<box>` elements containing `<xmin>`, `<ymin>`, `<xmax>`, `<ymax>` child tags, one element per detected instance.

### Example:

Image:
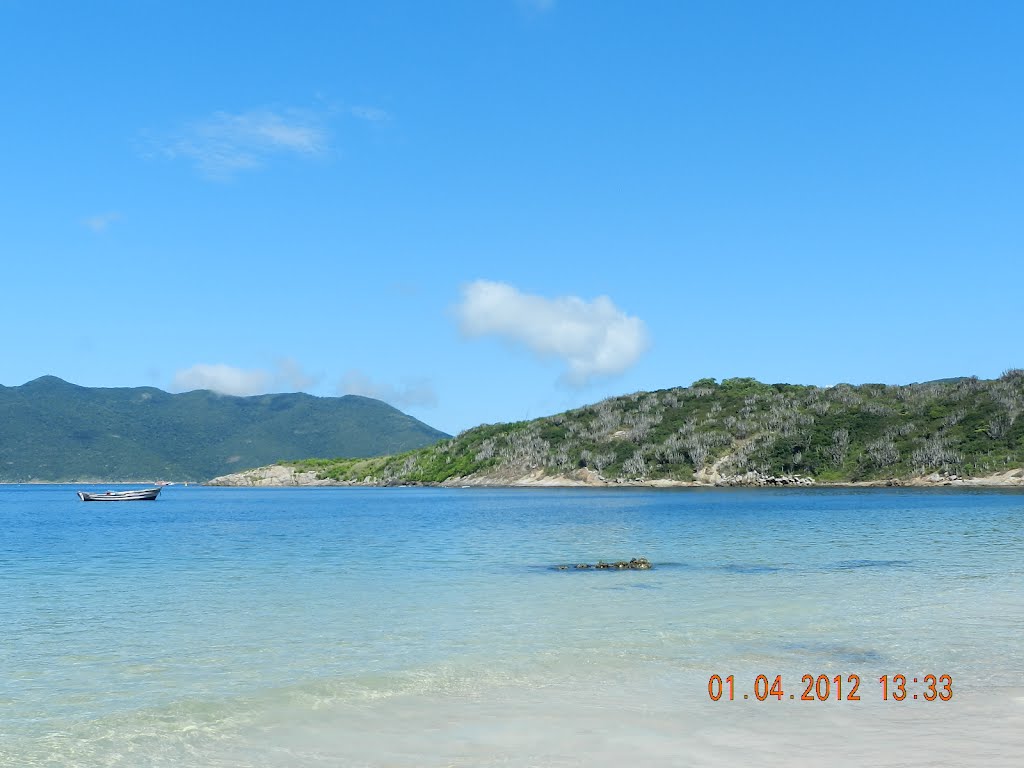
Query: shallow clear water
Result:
<box><xmin>1</xmin><ymin>485</ymin><xmax>1022</xmax><ymax>766</ymax></box>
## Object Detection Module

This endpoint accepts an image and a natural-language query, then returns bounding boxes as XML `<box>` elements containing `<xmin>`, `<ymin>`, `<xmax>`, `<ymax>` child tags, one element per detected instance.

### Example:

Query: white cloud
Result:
<box><xmin>172</xmin><ymin>359</ymin><xmax>320</xmax><ymax>396</ymax></box>
<box><xmin>349</xmin><ymin>105</ymin><xmax>390</xmax><ymax>122</ymax></box>
<box><xmin>455</xmin><ymin>280</ymin><xmax>649</xmax><ymax>387</ymax></box>
<box><xmin>339</xmin><ymin>370</ymin><xmax>438</xmax><ymax>409</ymax></box>
<box><xmin>82</xmin><ymin>212</ymin><xmax>120</xmax><ymax>232</ymax></box>
<box><xmin>274</xmin><ymin>357</ymin><xmax>318</xmax><ymax>391</ymax></box>
<box><xmin>173</xmin><ymin>363</ymin><xmax>270</xmax><ymax>396</ymax></box>
<box><xmin>159</xmin><ymin>109</ymin><xmax>327</xmax><ymax>179</ymax></box>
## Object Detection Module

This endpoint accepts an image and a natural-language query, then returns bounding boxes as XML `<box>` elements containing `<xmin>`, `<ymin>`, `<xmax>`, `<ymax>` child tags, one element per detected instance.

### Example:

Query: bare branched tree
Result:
<box><xmin>687</xmin><ymin>441</ymin><xmax>709</xmax><ymax>471</ymax></box>
<box><xmin>943</xmin><ymin>409</ymin><xmax>966</xmax><ymax>427</ymax></box>
<box><xmin>987</xmin><ymin>414</ymin><xmax>1011</xmax><ymax>439</ymax></box>
<box><xmin>622</xmin><ymin>450</ymin><xmax>648</xmax><ymax>478</ymax></box>
<box><xmin>830</xmin><ymin>428</ymin><xmax>850</xmax><ymax>467</ymax></box>
<box><xmin>475</xmin><ymin>438</ymin><xmax>497</xmax><ymax>462</ymax></box>
<box><xmin>911</xmin><ymin>436</ymin><xmax>962</xmax><ymax>472</ymax></box>
<box><xmin>867</xmin><ymin>436</ymin><xmax>900</xmax><ymax>468</ymax></box>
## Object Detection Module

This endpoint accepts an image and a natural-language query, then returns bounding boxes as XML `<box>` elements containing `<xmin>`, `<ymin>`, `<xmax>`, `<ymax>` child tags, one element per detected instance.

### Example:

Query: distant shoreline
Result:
<box><xmin>0</xmin><ymin>481</ymin><xmax>191</xmax><ymax>486</ymax></box>
<box><xmin>7</xmin><ymin>468</ymin><xmax>1022</xmax><ymax>489</ymax></box>
<box><xmin>204</xmin><ymin>464</ymin><xmax>1024</xmax><ymax>489</ymax></box>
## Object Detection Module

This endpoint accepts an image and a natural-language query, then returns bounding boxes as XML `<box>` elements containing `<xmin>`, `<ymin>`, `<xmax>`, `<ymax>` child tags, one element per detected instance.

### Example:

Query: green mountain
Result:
<box><xmin>279</xmin><ymin>371</ymin><xmax>1024</xmax><ymax>486</ymax></box>
<box><xmin>0</xmin><ymin>376</ymin><xmax>449</xmax><ymax>482</ymax></box>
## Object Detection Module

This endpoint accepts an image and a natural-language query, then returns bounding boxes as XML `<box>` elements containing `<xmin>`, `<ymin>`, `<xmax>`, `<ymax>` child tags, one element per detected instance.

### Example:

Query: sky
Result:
<box><xmin>2</xmin><ymin>0</ymin><xmax>1022</xmax><ymax>435</ymax></box>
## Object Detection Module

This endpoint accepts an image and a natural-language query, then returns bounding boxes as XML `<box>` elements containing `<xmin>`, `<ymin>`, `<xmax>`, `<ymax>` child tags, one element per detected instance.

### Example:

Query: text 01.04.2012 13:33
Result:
<box><xmin>707</xmin><ymin>674</ymin><xmax>953</xmax><ymax>702</ymax></box>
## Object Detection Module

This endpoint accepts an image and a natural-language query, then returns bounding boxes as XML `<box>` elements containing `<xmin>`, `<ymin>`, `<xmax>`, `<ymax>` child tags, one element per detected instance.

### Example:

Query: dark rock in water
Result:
<box><xmin>557</xmin><ymin>557</ymin><xmax>651</xmax><ymax>571</ymax></box>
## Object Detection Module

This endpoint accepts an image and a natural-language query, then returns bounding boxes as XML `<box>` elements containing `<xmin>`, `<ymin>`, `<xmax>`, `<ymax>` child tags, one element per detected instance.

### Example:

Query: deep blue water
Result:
<box><xmin>1</xmin><ymin>485</ymin><xmax>1022</xmax><ymax>767</ymax></box>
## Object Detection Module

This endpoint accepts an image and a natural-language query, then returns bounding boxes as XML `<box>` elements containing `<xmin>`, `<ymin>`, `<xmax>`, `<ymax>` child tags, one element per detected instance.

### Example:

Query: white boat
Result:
<box><xmin>77</xmin><ymin>487</ymin><xmax>162</xmax><ymax>502</ymax></box>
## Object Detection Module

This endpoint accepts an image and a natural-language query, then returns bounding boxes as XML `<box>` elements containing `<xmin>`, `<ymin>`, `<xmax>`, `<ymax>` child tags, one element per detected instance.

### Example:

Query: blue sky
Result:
<box><xmin>2</xmin><ymin>0</ymin><xmax>1021</xmax><ymax>435</ymax></box>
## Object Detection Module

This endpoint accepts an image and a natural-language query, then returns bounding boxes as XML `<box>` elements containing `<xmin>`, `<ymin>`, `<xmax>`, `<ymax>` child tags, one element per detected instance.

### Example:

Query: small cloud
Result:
<box><xmin>349</xmin><ymin>105</ymin><xmax>390</xmax><ymax>122</ymax></box>
<box><xmin>455</xmin><ymin>280</ymin><xmax>649</xmax><ymax>387</ymax></box>
<box><xmin>172</xmin><ymin>363</ymin><xmax>269</xmax><ymax>396</ymax></box>
<box><xmin>338</xmin><ymin>370</ymin><xmax>438</xmax><ymax>409</ymax></box>
<box><xmin>155</xmin><ymin>108</ymin><xmax>327</xmax><ymax>180</ymax></box>
<box><xmin>83</xmin><ymin>212</ymin><xmax>120</xmax><ymax>232</ymax></box>
<box><xmin>273</xmin><ymin>357</ymin><xmax>318</xmax><ymax>391</ymax></box>
<box><xmin>172</xmin><ymin>359</ymin><xmax>321</xmax><ymax>396</ymax></box>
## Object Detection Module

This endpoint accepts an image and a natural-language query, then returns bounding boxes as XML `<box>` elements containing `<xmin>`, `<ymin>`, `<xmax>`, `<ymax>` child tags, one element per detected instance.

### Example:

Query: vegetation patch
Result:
<box><xmin>282</xmin><ymin>371</ymin><xmax>1024</xmax><ymax>485</ymax></box>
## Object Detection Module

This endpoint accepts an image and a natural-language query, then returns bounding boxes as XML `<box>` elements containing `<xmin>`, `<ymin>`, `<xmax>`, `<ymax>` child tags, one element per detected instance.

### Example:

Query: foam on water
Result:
<box><xmin>1</xmin><ymin>485</ymin><xmax>1022</xmax><ymax>766</ymax></box>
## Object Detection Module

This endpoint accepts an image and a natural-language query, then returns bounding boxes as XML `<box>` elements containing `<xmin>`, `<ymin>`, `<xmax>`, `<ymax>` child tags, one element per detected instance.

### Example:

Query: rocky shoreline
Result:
<box><xmin>206</xmin><ymin>464</ymin><xmax>1024</xmax><ymax>489</ymax></box>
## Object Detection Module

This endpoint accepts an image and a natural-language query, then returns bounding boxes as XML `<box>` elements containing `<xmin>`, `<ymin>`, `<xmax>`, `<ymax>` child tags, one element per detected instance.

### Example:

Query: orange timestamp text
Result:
<box><xmin>707</xmin><ymin>674</ymin><xmax>953</xmax><ymax>702</ymax></box>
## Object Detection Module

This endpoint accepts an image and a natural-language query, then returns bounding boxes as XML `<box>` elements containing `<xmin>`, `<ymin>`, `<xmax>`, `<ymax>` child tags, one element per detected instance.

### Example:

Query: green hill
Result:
<box><xmin>280</xmin><ymin>371</ymin><xmax>1024</xmax><ymax>486</ymax></box>
<box><xmin>0</xmin><ymin>376</ymin><xmax>448</xmax><ymax>482</ymax></box>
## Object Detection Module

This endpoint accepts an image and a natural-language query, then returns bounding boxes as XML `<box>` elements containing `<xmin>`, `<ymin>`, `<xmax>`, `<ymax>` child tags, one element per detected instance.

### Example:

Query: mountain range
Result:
<box><xmin>0</xmin><ymin>376</ymin><xmax>448</xmax><ymax>482</ymax></box>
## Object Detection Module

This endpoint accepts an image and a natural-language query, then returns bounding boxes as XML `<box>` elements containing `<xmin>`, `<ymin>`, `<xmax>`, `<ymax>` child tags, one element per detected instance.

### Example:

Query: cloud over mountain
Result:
<box><xmin>338</xmin><ymin>370</ymin><xmax>438</xmax><ymax>409</ymax></box>
<box><xmin>172</xmin><ymin>359</ymin><xmax>319</xmax><ymax>396</ymax></box>
<box><xmin>173</xmin><ymin>364</ymin><xmax>269</xmax><ymax>396</ymax></box>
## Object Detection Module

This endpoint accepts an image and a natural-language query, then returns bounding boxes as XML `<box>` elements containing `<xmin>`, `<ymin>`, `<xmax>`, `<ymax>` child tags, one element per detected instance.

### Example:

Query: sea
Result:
<box><xmin>1</xmin><ymin>484</ymin><xmax>1022</xmax><ymax>767</ymax></box>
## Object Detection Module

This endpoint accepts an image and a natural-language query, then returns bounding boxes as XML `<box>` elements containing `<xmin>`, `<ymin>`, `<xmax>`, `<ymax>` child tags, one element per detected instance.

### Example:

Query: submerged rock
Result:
<box><xmin>556</xmin><ymin>557</ymin><xmax>652</xmax><ymax>571</ymax></box>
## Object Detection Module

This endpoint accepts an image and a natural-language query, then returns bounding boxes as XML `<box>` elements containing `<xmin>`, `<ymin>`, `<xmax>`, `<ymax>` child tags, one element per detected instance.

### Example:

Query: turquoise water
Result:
<box><xmin>1</xmin><ymin>485</ymin><xmax>1022</xmax><ymax>766</ymax></box>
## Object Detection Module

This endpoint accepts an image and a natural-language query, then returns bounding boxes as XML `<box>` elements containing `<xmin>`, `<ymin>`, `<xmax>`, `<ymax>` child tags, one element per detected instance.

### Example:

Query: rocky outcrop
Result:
<box><xmin>554</xmin><ymin>558</ymin><xmax>652</xmax><ymax>571</ymax></box>
<box><xmin>207</xmin><ymin>464</ymin><xmax>429</xmax><ymax>487</ymax></box>
<box><xmin>906</xmin><ymin>468</ymin><xmax>1024</xmax><ymax>487</ymax></box>
<box><xmin>206</xmin><ymin>465</ymin><xmax>334</xmax><ymax>486</ymax></box>
<box><xmin>714</xmin><ymin>471</ymin><xmax>816</xmax><ymax>487</ymax></box>
<box><xmin>439</xmin><ymin>467</ymin><xmax>609</xmax><ymax>487</ymax></box>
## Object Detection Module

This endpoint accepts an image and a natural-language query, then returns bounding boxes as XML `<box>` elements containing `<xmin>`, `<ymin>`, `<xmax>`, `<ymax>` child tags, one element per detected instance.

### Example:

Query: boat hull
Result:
<box><xmin>77</xmin><ymin>488</ymin><xmax>162</xmax><ymax>502</ymax></box>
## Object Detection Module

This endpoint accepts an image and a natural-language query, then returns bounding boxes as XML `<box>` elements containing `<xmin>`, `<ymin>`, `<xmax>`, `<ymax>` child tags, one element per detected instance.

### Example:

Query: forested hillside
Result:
<box><xmin>282</xmin><ymin>371</ymin><xmax>1024</xmax><ymax>485</ymax></box>
<box><xmin>0</xmin><ymin>376</ymin><xmax>448</xmax><ymax>481</ymax></box>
